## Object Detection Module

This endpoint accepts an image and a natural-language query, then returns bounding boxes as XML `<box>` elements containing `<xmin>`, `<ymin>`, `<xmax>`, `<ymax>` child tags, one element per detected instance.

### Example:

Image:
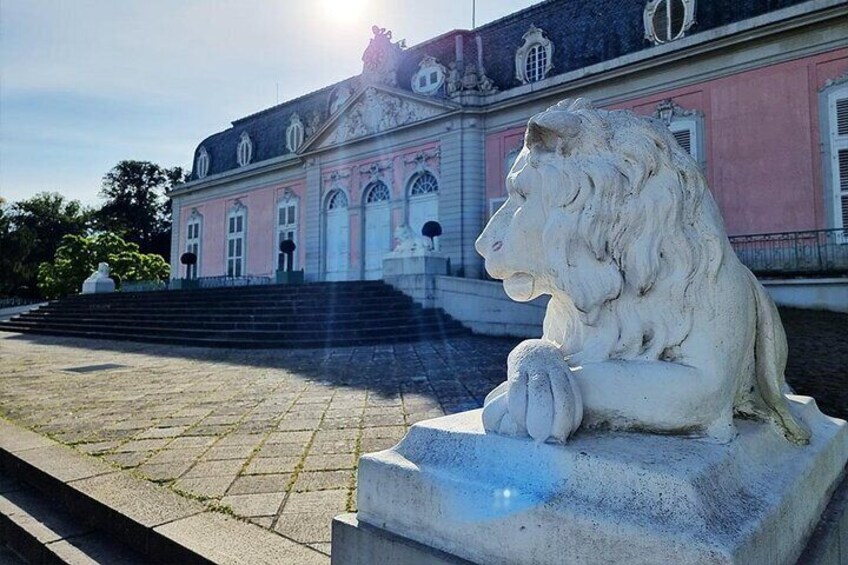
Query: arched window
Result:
<box><xmin>327</xmin><ymin>189</ymin><xmax>349</xmax><ymax>210</ymax></box>
<box><xmin>644</xmin><ymin>0</ymin><xmax>696</xmax><ymax>45</ymax></box>
<box><xmin>286</xmin><ymin>114</ymin><xmax>304</xmax><ymax>153</ymax></box>
<box><xmin>515</xmin><ymin>26</ymin><xmax>553</xmax><ymax>85</ymax></box>
<box><xmin>524</xmin><ymin>44</ymin><xmax>548</xmax><ymax>84</ymax></box>
<box><xmin>196</xmin><ymin>147</ymin><xmax>210</xmax><ymax>179</ymax></box>
<box><xmin>237</xmin><ymin>132</ymin><xmax>253</xmax><ymax>167</ymax></box>
<box><xmin>365</xmin><ymin>181</ymin><xmax>391</xmax><ymax>203</ymax></box>
<box><xmin>410</xmin><ymin>172</ymin><xmax>439</xmax><ymax>196</ymax></box>
<box><xmin>226</xmin><ymin>200</ymin><xmax>247</xmax><ymax>277</ymax></box>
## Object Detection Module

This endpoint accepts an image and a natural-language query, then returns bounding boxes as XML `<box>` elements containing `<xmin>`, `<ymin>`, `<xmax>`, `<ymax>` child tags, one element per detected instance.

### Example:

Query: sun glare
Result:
<box><xmin>320</xmin><ymin>0</ymin><xmax>368</xmax><ymax>25</ymax></box>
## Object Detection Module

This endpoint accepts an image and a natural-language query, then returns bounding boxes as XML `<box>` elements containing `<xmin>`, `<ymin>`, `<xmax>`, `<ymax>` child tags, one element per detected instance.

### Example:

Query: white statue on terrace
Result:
<box><xmin>476</xmin><ymin>98</ymin><xmax>809</xmax><ymax>446</ymax></box>
<box><xmin>81</xmin><ymin>262</ymin><xmax>115</xmax><ymax>294</ymax></box>
<box><xmin>389</xmin><ymin>224</ymin><xmax>432</xmax><ymax>256</ymax></box>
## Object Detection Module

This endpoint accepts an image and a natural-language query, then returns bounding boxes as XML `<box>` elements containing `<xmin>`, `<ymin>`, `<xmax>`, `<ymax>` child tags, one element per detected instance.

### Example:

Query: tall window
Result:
<box><xmin>277</xmin><ymin>195</ymin><xmax>299</xmax><ymax>270</ymax></box>
<box><xmin>227</xmin><ymin>203</ymin><xmax>247</xmax><ymax>277</ymax></box>
<box><xmin>823</xmin><ymin>82</ymin><xmax>848</xmax><ymax>231</ymax></box>
<box><xmin>185</xmin><ymin>213</ymin><xmax>202</xmax><ymax>279</ymax></box>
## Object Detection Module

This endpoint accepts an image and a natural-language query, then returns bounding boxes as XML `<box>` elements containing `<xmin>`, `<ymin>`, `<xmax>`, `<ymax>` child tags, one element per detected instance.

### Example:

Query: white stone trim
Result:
<box><xmin>196</xmin><ymin>147</ymin><xmax>210</xmax><ymax>179</ymax></box>
<box><xmin>236</xmin><ymin>132</ymin><xmax>253</xmax><ymax>167</ymax></box>
<box><xmin>411</xmin><ymin>55</ymin><xmax>447</xmax><ymax>95</ymax></box>
<box><xmin>286</xmin><ymin>113</ymin><xmax>305</xmax><ymax>153</ymax></box>
<box><xmin>515</xmin><ymin>25</ymin><xmax>553</xmax><ymax>85</ymax></box>
<box><xmin>644</xmin><ymin>0</ymin><xmax>697</xmax><ymax>45</ymax></box>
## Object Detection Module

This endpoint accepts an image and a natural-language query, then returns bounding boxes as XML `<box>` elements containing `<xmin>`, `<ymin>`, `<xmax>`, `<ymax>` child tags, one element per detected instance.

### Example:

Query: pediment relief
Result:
<box><xmin>307</xmin><ymin>86</ymin><xmax>454</xmax><ymax>151</ymax></box>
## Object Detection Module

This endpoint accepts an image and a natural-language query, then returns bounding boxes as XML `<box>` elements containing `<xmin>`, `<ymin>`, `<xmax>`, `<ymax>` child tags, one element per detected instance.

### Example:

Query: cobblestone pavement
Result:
<box><xmin>0</xmin><ymin>306</ymin><xmax>844</xmax><ymax>559</ymax></box>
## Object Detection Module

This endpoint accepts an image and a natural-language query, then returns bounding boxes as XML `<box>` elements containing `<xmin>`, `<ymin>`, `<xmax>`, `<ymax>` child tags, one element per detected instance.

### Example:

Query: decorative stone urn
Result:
<box><xmin>333</xmin><ymin>99</ymin><xmax>848</xmax><ymax>565</ymax></box>
<box><xmin>81</xmin><ymin>262</ymin><xmax>115</xmax><ymax>294</ymax></box>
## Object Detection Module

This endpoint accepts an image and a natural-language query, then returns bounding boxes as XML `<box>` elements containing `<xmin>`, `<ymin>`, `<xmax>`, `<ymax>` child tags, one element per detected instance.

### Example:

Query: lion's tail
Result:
<box><xmin>749</xmin><ymin>270</ymin><xmax>811</xmax><ymax>444</ymax></box>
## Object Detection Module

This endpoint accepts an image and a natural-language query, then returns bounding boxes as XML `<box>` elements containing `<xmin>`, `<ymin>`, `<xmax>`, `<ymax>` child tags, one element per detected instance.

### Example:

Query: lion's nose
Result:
<box><xmin>492</xmin><ymin>241</ymin><xmax>503</xmax><ymax>252</ymax></box>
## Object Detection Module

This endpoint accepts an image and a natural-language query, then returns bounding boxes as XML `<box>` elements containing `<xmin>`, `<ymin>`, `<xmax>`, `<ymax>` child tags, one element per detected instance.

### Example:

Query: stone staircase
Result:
<box><xmin>0</xmin><ymin>281</ymin><xmax>469</xmax><ymax>348</ymax></box>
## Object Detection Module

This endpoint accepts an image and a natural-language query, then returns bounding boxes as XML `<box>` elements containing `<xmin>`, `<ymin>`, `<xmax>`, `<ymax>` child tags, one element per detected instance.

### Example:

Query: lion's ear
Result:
<box><xmin>526</xmin><ymin>112</ymin><xmax>580</xmax><ymax>153</ymax></box>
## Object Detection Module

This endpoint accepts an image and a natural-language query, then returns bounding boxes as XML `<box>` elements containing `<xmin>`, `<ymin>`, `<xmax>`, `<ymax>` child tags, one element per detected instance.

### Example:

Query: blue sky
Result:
<box><xmin>0</xmin><ymin>0</ymin><xmax>536</xmax><ymax>206</ymax></box>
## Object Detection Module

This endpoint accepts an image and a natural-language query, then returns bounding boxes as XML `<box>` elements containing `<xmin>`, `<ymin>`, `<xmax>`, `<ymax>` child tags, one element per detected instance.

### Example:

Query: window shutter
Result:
<box><xmin>839</xmin><ymin>148</ymin><xmax>848</xmax><ymax>230</ymax></box>
<box><xmin>837</xmin><ymin>98</ymin><xmax>848</xmax><ymax>136</ymax></box>
<box><xmin>672</xmin><ymin>128</ymin><xmax>692</xmax><ymax>155</ymax></box>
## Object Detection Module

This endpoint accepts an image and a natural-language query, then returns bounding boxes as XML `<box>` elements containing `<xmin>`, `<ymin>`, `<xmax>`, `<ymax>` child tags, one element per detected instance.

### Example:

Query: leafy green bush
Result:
<box><xmin>37</xmin><ymin>232</ymin><xmax>169</xmax><ymax>298</ymax></box>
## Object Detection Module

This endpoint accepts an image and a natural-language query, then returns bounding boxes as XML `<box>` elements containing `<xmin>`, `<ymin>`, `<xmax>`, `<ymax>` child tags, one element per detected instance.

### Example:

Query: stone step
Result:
<box><xmin>2</xmin><ymin>318</ymin><xmax>465</xmax><ymax>339</ymax></box>
<box><xmin>12</xmin><ymin>311</ymin><xmax>453</xmax><ymax>330</ymax></box>
<box><xmin>1</xmin><ymin>281</ymin><xmax>469</xmax><ymax>348</ymax></box>
<box><xmin>31</xmin><ymin>301</ymin><xmax>416</xmax><ymax>317</ymax></box>
<box><xmin>0</xmin><ymin>473</ymin><xmax>148</xmax><ymax>564</ymax></box>
<box><xmin>0</xmin><ymin>420</ymin><xmax>328</xmax><ymax>564</ymax></box>
<box><xmin>0</xmin><ymin>324</ymin><xmax>469</xmax><ymax>349</ymax></box>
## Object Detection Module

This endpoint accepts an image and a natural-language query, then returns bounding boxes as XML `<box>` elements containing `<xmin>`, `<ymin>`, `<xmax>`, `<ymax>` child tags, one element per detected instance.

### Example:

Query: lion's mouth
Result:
<box><xmin>503</xmin><ymin>272</ymin><xmax>536</xmax><ymax>302</ymax></box>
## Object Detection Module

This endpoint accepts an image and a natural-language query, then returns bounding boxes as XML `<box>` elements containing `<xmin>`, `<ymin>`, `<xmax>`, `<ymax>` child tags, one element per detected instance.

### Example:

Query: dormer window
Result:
<box><xmin>644</xmin><ymin>0</ymin><xmax>696</xmax><ymax>44</ymax></box>
<box><xmin>286</xmin><ymin>114</ymin><xmax>305</xmax><ymax>153</ymax></box>
<box><xmin>411</xmin><ymin>56</ymin><xmax>446</xmax><ymax>95</ymax></box>
<box><xmin>515</xmin><ymin>26</ymin><xmax>553</xmax><ymax>85</ymax></box>
<box><xmin>196</xmin><ymin>147</ymin><xmax>210</xmax><ymax>179</ymax></box>
<box><xmin>236</xmin><ymin>132</ymin><xmax>253</xmax><ymax>167</ymax></box>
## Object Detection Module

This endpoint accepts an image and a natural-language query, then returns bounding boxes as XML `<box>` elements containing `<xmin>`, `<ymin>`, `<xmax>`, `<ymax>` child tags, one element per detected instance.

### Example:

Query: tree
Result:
<box><xmin>95</xmin><ymin>161</ymin><xmax>187</xmax><ymax>259</ymax></box>
<box><xmin>0</xmin><ymin>193</ymin><xmax>92</xmax><ymax>297</ymax></box>
<box><xmin>37</xmin><ymin>232</ymin><xmax>170</xmax><ymax>299</ymax></box>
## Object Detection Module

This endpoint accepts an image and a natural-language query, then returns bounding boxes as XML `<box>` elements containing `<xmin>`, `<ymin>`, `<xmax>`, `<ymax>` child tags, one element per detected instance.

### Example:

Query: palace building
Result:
<box><xmin>168</xmin><ymin>0</ymin><xmax>848</xmax><ymax>284</ymax></box>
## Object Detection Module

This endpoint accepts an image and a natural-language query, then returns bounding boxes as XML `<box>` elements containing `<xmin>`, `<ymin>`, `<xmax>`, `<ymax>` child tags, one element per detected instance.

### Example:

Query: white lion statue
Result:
<box><xmin>390</xmin><ymin>224</ymin><xmax>432</xmax><ymax>255</ymax></box>
<box><xmin>476</xmin><ymin>98</ymin><xmax>809</xmax><ymax>445</ymax></box>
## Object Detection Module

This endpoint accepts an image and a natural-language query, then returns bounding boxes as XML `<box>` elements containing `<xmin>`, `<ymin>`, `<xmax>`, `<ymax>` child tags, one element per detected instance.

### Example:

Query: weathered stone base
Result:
<box><xmin>81</xmin><ymin>278</ymin><xmax>115</xmax><ymax>294</ymax></box>
<box><xmin>344</xmin><ymin>399</ymin><xmax>848</xmax><ymax>565</ymax></box>
<box><xmin>382</xmin><ymin>254</ymin><xmax>450</xmax><ymax>308</ymax></box>
<box><xmin>331</xmin><ymin>513</ymin><xmax>472</xmax><ymax>565</ymax></box>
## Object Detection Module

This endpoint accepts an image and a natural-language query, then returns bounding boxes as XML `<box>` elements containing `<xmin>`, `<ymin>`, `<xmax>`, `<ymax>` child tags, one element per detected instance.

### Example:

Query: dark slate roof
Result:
<box><xmin>188</xmin><ymin>0</ymin><xmax>813</xmax><ymax>181</ymax></box>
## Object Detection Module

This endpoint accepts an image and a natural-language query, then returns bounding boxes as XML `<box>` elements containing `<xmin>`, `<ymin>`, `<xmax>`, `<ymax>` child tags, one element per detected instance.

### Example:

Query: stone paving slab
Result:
<box><xmin>0</xmin><ymin>307</ymin><xmax>845</xmax><ymax>561</ymax></box>
<box><xmin>0</xmin><ymin>331</ymin><xmax>515</xmax><ymax>560</ymax></box>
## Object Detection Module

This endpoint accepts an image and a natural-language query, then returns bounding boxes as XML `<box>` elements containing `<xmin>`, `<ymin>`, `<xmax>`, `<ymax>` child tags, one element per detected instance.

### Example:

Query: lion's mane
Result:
<box><xmin>520</xmin><ymin>99</ymin><xmax>730</xmax><ymax>362</ymax></box>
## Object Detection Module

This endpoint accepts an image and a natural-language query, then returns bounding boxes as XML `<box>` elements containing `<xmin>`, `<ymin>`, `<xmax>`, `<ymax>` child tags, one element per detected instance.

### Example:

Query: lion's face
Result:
<box><xmin>475</xmin><ymin>149</ymin><xmax>563</xmax><ymax>302</ymax></box>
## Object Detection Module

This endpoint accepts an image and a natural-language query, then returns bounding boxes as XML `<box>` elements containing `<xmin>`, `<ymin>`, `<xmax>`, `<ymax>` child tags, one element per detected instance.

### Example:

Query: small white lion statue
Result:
<box><xmin>390</xmin><ymin>224</ymin><xmax>432</xmax><ymax>255</ymax></box>
<box><xmin>476</xmin><ymin>98</ymin><xmax>809</xmax><ymax>445</ymax></box>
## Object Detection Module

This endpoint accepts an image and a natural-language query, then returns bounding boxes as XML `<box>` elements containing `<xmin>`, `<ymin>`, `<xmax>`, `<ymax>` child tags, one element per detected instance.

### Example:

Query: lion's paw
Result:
<box><xmin>482</xmin><ymin>339</ymin><xmax>583</xmax><ymax>444</ymax></box>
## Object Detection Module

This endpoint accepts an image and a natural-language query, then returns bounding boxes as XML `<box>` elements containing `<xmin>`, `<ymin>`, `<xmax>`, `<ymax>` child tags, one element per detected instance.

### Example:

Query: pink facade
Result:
<box><xmin>178</xmin><ymin>180</ymin><xmax>307</xmax><ymax>278</ymax></box>
<box><xmin>486</xmin><ymin>48</ymin><xmax>848</xmax><ymax>236</ymax></box>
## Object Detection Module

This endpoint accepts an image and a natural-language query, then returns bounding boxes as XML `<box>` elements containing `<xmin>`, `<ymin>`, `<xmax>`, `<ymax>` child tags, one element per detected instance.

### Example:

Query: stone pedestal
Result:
<box><xmin>334</xmin><ymin>398</ymin><xmax>848</xmax><ymax>565</ymax></box>
<box><xmin>382</xmin><ymin>253</ymin><xmax>449</xmax><ymax>308</ymax></box>
<box><xmin>275</xmin><ymin>269</ymin><xmax>305</xmax><ymax>285</ymax></box>
<box><xmin>81</xmin><ymin>276</ymin><xmax>115</xmax><ymax>294</ymax></box>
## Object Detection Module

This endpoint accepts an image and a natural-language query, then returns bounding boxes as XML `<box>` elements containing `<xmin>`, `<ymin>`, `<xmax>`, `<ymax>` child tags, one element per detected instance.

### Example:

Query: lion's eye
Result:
<box><xmin>514</xmin><ymin>187</ymin><xmax>527</xmax><ymax>201</ymax></box>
